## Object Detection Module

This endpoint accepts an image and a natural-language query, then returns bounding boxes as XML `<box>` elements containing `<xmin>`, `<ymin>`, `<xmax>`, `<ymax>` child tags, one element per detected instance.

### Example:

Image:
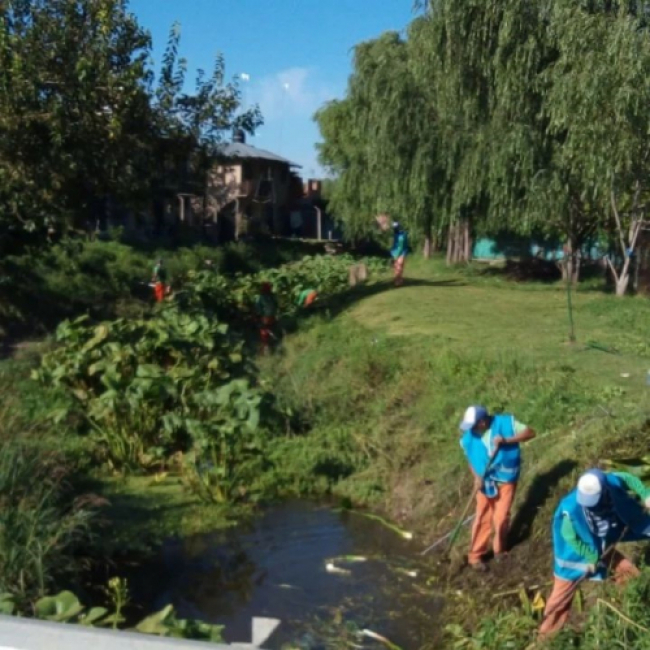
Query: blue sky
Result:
<box><xmin>129</xmin><ymin>0</ymin><xmax>414</xmax><ymax>178</ymax></box>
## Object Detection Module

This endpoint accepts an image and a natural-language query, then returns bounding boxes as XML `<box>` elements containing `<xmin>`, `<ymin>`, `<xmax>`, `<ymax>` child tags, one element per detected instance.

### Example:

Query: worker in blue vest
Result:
<box><xmin>459</xmin><ymin>406</ymin><xmax>536</xmax><ymax>571</ymax></box>
<box><xmin>539</xmin><ymin>468</ymin><xmax>650</xmax><ymax>637</ymax></box>
<box><xmin>390</xmin><ymin>221</ymin><xmax>409</xmax><ymax>287</ymax></box>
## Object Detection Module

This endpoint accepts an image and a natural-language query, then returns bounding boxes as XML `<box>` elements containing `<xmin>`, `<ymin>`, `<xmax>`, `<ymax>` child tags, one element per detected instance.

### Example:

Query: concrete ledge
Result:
<box><xmin>0</xmin><ymin>615</ymin><xmax>271</xmax><ymax>650</ymax></box>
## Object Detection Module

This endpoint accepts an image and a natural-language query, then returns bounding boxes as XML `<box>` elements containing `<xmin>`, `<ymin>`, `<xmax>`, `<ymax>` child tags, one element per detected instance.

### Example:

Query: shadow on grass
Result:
<box><xmin>296</xmin><ymin>277</ymin><xmax>468</xmax><ymax>326</ymax></box>
<box><xmin>477</xmin><ymin>257</ymin><xmax>607</xmax><ymax>289</ymax></box>
<box><xmin>508</xmin><ymin>459</ymin><xmax>578</xmax><ymax>548</ymax></box>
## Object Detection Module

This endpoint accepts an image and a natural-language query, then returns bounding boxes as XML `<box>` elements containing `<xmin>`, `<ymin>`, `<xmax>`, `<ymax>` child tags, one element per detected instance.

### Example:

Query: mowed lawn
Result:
<box><xmin>348</xmin><ymin>258</ymin><xmax>650</xmax><ymax>399</ymax></box>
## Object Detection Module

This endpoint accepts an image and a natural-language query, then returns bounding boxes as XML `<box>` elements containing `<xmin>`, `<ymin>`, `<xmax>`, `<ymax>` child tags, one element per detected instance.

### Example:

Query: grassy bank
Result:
<box><xmin>260</xmin><ymin>255</ymin><xmax>650</xmax><ymax>648</ymax></box>
<box><xmin>2</xmin><ymin>245</ymin><xmax>650</xmax><ymax>647</ymax></box>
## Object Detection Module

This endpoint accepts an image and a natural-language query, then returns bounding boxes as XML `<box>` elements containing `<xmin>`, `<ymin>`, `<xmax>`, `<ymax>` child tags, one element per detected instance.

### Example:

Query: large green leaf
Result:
<box><xmin>135</xmin><ymin>605</ymin><xmax>175</xmax><ymax>635</ymax></box>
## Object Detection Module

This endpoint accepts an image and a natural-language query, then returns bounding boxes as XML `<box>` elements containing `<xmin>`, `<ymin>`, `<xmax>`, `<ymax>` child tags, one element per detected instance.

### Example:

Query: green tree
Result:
<box><xmin>0</xmin><ymin>0</ymin><xmax>153</xmax><ymax>243</ymax></box>
<box><xmin>153</xmin><ymin>23</ymin><xmax>263</xmax><ymax>226</ymax></box>
<box><xmin>316</xmin><ymin>31</ymin><xmax>442</xmax><ymax>255</ymax></box>
<box><xmin>542</xmin><ymin>0</ymin><xmax>650</xmax><ymax>294</ymax></box>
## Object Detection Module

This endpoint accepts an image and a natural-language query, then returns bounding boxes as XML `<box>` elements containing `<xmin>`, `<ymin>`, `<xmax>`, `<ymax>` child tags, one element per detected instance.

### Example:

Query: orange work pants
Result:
<box><xmin>259</xmin><ymin>316</ymin><xmax>276</xmax><ymax>346</ymax></box>
<box><xmin>154</xmin><ymin>282</ymin><xmax>166</xmax><ymax>302</ymax></box>
<box><xmin>539</xmin><ymin>551</ymin><xmax>639</xmax><ymax>638</ymax></box>
<box><xmin>468</xmin><ymin>481</ymin><xmax>517</xmax><ymax>565</ymax></box>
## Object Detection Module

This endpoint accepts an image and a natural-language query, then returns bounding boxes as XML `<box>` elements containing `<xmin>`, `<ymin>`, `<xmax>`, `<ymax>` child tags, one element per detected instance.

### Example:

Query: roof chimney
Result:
<box><xmin>233</xmin><ymin>128</ymin><xmax>246</xmax><ymax>144</ymax></box>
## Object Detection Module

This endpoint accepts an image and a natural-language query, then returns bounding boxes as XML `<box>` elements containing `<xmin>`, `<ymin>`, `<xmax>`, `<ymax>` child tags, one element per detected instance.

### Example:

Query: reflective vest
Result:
<box><xmin>553</xmin><ymin>474</ymin><xmax>650</xmax><ymax>581</ymax></box>
<box><xmin>391</xmin><ymin>230</ymin><xmax>408</xmax><ymax>259</ymax></box>
<box><xmin>460</xmin><ymin>414</ymin><xmax>521</xmax><ymax>487</ymax></box>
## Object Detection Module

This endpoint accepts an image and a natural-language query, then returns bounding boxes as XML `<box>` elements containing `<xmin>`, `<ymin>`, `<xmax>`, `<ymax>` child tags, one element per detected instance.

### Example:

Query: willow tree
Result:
<box><xmin>316</xmin><ymin>97</ymin><xmax>380</xmax><ymax>240</ymax></box>
<box><xmin>410</xmin><ymin>0</ymin><xmax>555</xmax><ymax>264</ymax></box>
<box><xmin>542</xmin><ymin>0</ymin><xmax>650</xmax><ymax>294</ymax></box>
<box><xmin>316</xmin><ymin>32</ymin><xmax>442</xmax><ymax>253</ymax></box>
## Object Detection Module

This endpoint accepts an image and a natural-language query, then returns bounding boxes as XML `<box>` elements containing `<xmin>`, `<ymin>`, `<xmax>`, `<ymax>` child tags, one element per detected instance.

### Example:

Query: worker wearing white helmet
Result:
<box><xmin>539</xmin><ymin>468</ymin><xmax>650</xmax><ymax>637</ymax></box>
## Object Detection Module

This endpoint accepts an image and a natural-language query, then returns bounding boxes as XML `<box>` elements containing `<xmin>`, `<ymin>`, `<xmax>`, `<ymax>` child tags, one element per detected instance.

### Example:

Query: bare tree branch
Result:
<box><xmin>605</xmin><ymin>256</ymin><xmax>619</xmax><ymax>284</ymax></box>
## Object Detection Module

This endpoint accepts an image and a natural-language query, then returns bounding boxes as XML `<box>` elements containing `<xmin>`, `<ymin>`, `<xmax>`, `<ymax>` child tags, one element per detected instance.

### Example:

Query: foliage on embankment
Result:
<box><xmin>0</xmin><ymin>236</ymin><xmax>333</xmax><ymax>339</ymax></box>
<box><xmin>31</xmin><ymin>250</ymin><xmax>384</xmax><ymax>507</ymax></box>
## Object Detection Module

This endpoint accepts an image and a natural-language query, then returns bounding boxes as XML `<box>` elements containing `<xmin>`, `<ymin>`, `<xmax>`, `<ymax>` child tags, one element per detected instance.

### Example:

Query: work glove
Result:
<box><xmin>587</xmin><ymin>560</ymin><xmax>606</xmax><ymax>576</ymax></box>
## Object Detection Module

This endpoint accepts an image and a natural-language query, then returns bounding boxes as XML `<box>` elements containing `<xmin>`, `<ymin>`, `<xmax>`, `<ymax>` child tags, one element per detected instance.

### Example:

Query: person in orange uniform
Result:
<box><xmin>459</xmin><ymin>405</ymin><xmax>536</xmax><ymax>570</ymax></box>
<box><xmin>296</xmin><ymin>288</ymin><xmax>318</xmax><ymax>309</ymax></box>
<box><xmin>151</xmin><ymin>259</ymin><xmax>167</xmax><ymax>302</ymax></box>
<box><xmin>255</xmin><ymin>282</ymin><xmax>278</xmax><ymax>353</ymax></box>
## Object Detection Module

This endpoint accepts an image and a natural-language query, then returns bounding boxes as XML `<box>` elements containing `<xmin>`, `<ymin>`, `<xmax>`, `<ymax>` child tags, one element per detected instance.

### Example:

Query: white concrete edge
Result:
<box><xmin>0</xmin><ymin>615</ymin><xmax>276</xmax><ymax>650</ymax></box>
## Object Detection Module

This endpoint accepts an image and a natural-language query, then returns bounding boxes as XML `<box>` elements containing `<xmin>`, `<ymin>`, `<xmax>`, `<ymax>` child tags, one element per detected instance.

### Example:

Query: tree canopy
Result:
<box><xmin>316</xmin><ymin>0</ymin><xmax>650</xmax><ymax>291</ymax></box>
<box><xmin>0</xmin><ymin>0</ymin><xmax>262</xmax><ymax>249</ymax></box>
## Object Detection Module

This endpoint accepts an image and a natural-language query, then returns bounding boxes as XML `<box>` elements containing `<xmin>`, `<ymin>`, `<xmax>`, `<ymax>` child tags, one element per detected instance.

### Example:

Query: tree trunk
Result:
<box><xmin>423</xmin><ymin>232</ymin><xmax>432</xmax><ymax>259</ymax></box>
<box><xmin>463</xmin><ymin>218</ymin><xmax>472</xmax><ymax>262</ymax></box>
<box><xmin>454</xmin><ymin>222</ymin><xmax>462</xmax><ymax>263</ymax></box>
<box><xmin>572</xmin><ymin>252</ymin><xmax>581</xmax><ymax>284</ymax></box>
<box><xmin>561</xmin><ymin>238</ymin><xmax>580</xmax><ymax>285</ymax></box>
<box><xmin>615</xmin><ymin>256</ymin><xmax>632</xmax><ymax>297</ymax></box>
<box><xmin>615</xmin><ymin>273</ymin><xmax>630</xmax><ymax>297</ymax></box>
<box><xmin>431</xmin><ymin>232</ymin><xmax>440</xmax><ymax>253</ymax></box>
<box><xmin>446</xmin><ymin>225</ymin><xmax>454</xmax><ymax>266</ymax></box>
<box><xmin>446</xmin><ymin>221</ymin><xmax>472</xmax><ymax>264</ymax></box>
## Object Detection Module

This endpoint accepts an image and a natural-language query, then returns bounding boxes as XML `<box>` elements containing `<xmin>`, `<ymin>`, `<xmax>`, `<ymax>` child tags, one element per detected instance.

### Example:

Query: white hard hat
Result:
<box><xmin>577</xmin><ymin>472</ymin><xmax>603</xmax><ymax>508</ymax></box>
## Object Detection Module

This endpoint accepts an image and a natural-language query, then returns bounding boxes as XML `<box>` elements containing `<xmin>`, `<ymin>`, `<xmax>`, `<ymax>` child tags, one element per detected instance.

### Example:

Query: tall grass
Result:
<box><xmin>447</xmin><ymin>570</ymin><xmax>650</xmax><ymax>649</ymax></box>
<box><xmin>0</xmin><ymin>433</ymin><xmax>94</xmax><ymax>604</ymax></box>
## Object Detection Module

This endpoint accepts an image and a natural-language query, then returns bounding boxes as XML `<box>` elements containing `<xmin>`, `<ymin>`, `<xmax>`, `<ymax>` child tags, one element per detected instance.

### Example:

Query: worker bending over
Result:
<box><xmin>459</xmin><ymin>405</ymin><xmax>536</xmax><ymax>571</ymax></box>
<box><xmin>539</xmin><ymin>468</ymin><xmax>650</xmax><ymax>637</ymax></box>
<box><xmin>151</xmin><ymin>258</ymin><xmax>167</xmax><ymax>302</ymax></box>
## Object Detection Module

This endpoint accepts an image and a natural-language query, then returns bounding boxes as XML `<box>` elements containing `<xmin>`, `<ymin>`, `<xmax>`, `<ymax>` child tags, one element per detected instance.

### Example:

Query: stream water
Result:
<box><xmin>125</xmin><ymin>501</ymin><xmax>443</xmax><ymax>649</ymax></box>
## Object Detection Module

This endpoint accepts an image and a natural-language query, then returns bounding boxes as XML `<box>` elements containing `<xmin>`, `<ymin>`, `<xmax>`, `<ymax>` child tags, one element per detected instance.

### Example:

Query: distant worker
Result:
<box><xmin>459</xmin><ymin>406</ymin><xmax>536</xmax><ymax>571</ymax></box>
<box><xmin>151</xmin><ymin>258</ymin><xmax>167</xmax><ymax>303</ymax></box>
<box><xmin>296</xmin><ymin>287</ymin><xmax>318</xmax><ymax>309</ymax></box>
<box><xmin>390</xmin><ymin>221</ymin><xmax>409</xmax><ymax>287</ymax></box>
<box><xmin>539</xmin><ymin>469</ymin><xmax>650</xmax><ymax>638</ymax></box>
<box><xmin>255</xmin><ymin>282</ymin><xmax>278</xmax><ymax>354</ymax></box>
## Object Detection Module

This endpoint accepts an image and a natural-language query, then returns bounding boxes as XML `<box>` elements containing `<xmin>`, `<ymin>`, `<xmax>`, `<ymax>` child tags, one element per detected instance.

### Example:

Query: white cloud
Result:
<box><xmin>248</xmin><ymin>67</ymin><xmax>336</xmax><ymax>122</ymax></box>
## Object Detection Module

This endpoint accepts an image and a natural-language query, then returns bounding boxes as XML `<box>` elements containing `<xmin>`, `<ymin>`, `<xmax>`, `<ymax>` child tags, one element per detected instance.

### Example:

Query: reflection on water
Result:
<box><xmin>126</xmin><ymin>501</ymin><xmax>442</xmax><ymax>649</ymax></box>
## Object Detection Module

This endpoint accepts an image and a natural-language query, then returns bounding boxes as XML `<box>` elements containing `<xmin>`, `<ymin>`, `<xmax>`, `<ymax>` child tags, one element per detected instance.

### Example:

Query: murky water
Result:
<box><xmin>125</xmin><ymin>501</ymin><xmax>442</xmax><ymax>649</ymax></box>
